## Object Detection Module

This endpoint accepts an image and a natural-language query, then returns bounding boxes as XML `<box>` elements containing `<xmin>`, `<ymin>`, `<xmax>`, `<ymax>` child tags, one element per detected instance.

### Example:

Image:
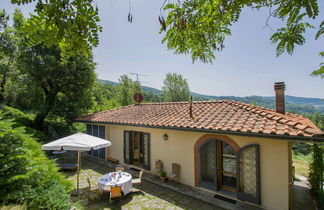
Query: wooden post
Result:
<box><xmin>77</xmin><ymin>150</ymin><xmax>80</xmax><ymax>191</ymax></box>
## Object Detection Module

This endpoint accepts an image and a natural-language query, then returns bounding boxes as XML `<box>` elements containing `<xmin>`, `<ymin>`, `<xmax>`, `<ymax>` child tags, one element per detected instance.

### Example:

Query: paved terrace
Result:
<box><xmin>61</xmin><ymin>152</ymin><xmax>261</xmax><ymax>210</ymax></box>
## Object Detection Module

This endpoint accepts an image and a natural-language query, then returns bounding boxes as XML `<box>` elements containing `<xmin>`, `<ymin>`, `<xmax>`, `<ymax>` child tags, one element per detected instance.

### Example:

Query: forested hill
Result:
<box><xmin>98</xmin><ymin>79</ymin><xmax>324</xmax><ymax>114</ymax></box>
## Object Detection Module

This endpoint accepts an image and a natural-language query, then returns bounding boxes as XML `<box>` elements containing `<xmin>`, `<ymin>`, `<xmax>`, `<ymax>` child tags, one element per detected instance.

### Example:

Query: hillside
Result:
<box><xmin>98</xmin><ymin>79</ymin><xmax>324</xmax><ymax>114</ymax></box>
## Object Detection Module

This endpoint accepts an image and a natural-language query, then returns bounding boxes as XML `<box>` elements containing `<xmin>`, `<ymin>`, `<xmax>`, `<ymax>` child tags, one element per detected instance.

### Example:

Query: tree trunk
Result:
<box><xmin>33</xmin><ymin>90</ymin><xmax>57</xmax><ymax>130</ymax></box>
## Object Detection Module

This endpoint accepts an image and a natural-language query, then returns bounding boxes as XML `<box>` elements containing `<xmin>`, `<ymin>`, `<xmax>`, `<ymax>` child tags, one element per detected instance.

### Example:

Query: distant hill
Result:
<box><xmin>98</xmin><ymin>79</ymin><xmax>324</xmax><ymax>114</ymax></box>
<box><xmin>98</xmin><ymin>79</ymin><xmax>163</xmax><ymax>95</ymax></box>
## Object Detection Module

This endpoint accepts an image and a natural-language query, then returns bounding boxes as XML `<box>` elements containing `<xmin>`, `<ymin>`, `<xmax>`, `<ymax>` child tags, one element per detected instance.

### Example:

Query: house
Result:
<box><xmin>75</xmin><ymin>82</ymin><xmax>324</xmax><ymax>210</ymax></box>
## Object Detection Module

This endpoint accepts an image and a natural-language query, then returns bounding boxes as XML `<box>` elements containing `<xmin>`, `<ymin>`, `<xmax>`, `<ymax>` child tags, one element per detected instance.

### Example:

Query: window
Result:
<box><xmin>124</xmin><ymin>131</ymin><xmax>150</xmax><ymax>170</ymax></box>
<box><xmin>86</xmin><ymin>124</ymin><xmax>106</xmax><ymax>160</ymax></box>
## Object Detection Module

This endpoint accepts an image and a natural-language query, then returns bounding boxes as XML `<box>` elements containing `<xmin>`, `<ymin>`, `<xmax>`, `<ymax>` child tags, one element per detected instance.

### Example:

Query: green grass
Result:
<box><xmin>293</xmin><ymin>152</ymin><xmax>312</xmax><ymax>177</ymax></box>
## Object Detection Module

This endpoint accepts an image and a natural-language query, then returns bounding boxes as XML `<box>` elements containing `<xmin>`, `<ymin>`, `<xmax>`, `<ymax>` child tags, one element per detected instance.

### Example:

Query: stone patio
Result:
<box><xmin>58</xmin><ymin>152</ymin><xmax>315</xmax><ymax>210</ymax></box>
<box><xmin>63</xmin><ymin>154</ymin><xmax>223</xmax><ymax>209</ymax></box>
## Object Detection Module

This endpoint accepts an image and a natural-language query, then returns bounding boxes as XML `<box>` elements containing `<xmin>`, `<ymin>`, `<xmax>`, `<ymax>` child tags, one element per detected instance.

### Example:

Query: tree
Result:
<box><xmin>143</xmin><ymin>91</ymin><xmax>163</xmax><ymax>102</ymax></box>
<box><xmin>0</xmin><ymin>9</ymin><xmax>22</xmax><ymax>103</ymax></box>
<box><xmin>9</xmin><ymin>1</ymin><xmax>323</xmax><ymax>71</ymax></box>
<box><xmin>116</xmin><ymin>75</ymin><xmax>142</xmax><ymax>106</ymax></box>
<box><xmin>308</xmin><ymin>144</ymin><xmax>323</xmax><ymax>196</ymax></box>
<box><xmin>311</xmin><ymin>21</ymin><xmax>324</xmax><ymax>78</ymax></box>
<box><xmin>162</xmin><ymin>73</ymin><xmax>190</xmax><ymax>102</ymax></box>
<box><xmin>17</xmin><ymin>44</ymin><xmax>96</xmax><ymax>129</ymax></box>
<box><xmin>0</xmin><ymin>121</ymin><xmax>28</xmax><ymax>197</ymax></box>
<box><xmin>0</xmin><ymin>107</ymin><xmax>72</xmax><ymax>209</ymax></box>
<box><xmin>160</xmin><ymin>1</ymin><xmax>322</xmax><ymax>64</ymax></box>
<box><xmin>91</xmin><ymin>82</ymin><xmax>120</xmax><ymax>112</ymax></box>
<box><xmin>11</xmin><ymin>0</ymin><xmax>101</xmax><ymax>60</ymax></box>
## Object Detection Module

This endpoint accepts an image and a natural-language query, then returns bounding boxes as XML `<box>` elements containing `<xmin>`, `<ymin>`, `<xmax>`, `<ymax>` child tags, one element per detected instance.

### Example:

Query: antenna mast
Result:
<box><xmin>129</xmin><ymin>73</ymin><xmax>147</xmax><ymax>104</ymax></box>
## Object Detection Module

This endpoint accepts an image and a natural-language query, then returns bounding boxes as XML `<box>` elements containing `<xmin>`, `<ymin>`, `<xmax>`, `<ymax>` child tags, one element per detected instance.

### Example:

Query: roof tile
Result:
<box><xmin>76</xmin><ymin>100</ymin><xmax>324</xmax><ymax>138</ymax></box>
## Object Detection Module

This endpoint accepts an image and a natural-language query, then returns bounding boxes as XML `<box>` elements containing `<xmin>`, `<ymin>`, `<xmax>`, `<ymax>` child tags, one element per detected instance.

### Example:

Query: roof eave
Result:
<box><xmin>75</xmin><ymin>120</ymin><xmax>324</xmax><ymax>143</ymax></box>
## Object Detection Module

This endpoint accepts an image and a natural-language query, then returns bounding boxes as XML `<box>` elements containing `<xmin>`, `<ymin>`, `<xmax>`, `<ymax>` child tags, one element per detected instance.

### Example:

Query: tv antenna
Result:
<box><xmin>129</xmin><ymin>73</ymin><xmax>146</xmax><ymax>83</ymax></box>
<box><xmin>129</xmin><ymin>73</ymin><xmax>147</xmax><ymax>104</ymax></box>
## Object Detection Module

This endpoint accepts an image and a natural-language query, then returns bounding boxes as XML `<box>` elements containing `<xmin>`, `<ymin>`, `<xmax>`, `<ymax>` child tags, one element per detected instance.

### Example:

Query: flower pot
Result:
<box><xmin>160</xmin><ymin>176</ymin><xmax>167</xmax><ymax>183</ymax></box>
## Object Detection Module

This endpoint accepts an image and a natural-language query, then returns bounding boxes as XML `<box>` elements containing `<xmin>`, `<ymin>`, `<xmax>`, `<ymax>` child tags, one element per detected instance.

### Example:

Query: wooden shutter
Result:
<box><xmin>98</xmin><ymin>126</ymin><xmax>106</xmax><ymax>159</ymax></box>
<box><xmin>86</xmin><ymin>125</ymin><xmax>93</xmax><ymax>155</ymax></box>
<box><xmin>142</xmin><ymin>133</ymin><xmax>150</xmax><ymax>170</ymax></box>
<box><xmin>92</xmin><ymin>125</ymin><xmax>99</xmax><ymax>157</ymax></box>
<box><xmin>124</xmin><ymin>131</ymin><xmax>132</xmax><ymax>164</ymax></box>
<box><xmin>237</xmin><ymin>144</ymin><xmax>260</xmax><ymax>205</ymax></box>
<box><xmin>99</xmin><ymin>126</ymin><xmax>105</xmax><ymax>139</ymax></box>
<box><xmin>199</xmin><ymin>140</ymin><xmax>217</xmax><ymax>191</ymax></box>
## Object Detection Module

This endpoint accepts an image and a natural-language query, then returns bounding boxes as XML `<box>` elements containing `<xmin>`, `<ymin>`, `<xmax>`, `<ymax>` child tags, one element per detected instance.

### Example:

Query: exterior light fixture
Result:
<box><xmin>163</xmin><ymin>133</ymin><xmax>168</xmax><ymax>141</ymax></box>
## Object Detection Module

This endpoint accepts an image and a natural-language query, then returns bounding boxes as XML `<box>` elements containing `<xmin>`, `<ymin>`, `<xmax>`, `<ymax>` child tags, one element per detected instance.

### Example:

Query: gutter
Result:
<box><xmin>75</xmin><ymin>120</ymin><xmax>324</xmax><ymax>143</ymax></box>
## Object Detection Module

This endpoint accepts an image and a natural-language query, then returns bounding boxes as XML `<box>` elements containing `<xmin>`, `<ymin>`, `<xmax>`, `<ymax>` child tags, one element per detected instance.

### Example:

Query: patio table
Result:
<box><xmin>98</xmin><ymin>172</ymin><xmax>132</xmax><ymax>195</ymax></box>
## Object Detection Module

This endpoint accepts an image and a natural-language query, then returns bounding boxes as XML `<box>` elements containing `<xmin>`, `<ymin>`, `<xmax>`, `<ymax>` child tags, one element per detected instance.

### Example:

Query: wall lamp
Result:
<box><xmin>163</xmin><ymin>133</ymin><xmax>168</xmax><ymax>141</ymax></box>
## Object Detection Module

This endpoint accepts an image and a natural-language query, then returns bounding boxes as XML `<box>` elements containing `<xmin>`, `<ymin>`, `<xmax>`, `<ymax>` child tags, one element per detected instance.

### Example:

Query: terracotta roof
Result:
<box><xmin>76</xmin><ymin>100</ymin><xmax>324</xmax><ymax>138</ymax></box>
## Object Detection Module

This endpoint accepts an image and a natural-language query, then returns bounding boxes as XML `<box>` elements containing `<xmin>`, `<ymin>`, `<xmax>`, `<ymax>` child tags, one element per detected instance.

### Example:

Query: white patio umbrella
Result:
<box><xmin>42</xmin><ymin>132</ymin><xmax>111</xmax><ymax>191</ymax></box>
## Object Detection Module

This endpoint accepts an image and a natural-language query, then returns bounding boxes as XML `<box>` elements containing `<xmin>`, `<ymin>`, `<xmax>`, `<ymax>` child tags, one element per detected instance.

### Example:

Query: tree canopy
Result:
<box><xmin>162</xmin><ymin>73</ymin><xmax>190</xmax><ymax>102</ymax></box>
<box><xmin>17</xmin><ymin>44</ymin><xmax>96</xmax><ymax>129</ymax></box>
<box><xmin>0</xmin><ymin>107</ymin><xmax>72</xmax><ymax>209</ymax></box>
<box><xmin>0</xmin><ymin>9</ymin><xmax>97</xmax><ymax>129</ymax></box>
<box><xmin>0</xmin><ymin>9</ymin><xmax>22</xmax><ymax>103</ymax></box>
<box><xmin>117</xmin><ymin>75</ymin><xmax>142</xmax><ymax>106</ymax></box>
<box><xmin>9</xmin><ymin>1</ymin><xmax>323</xmax><ymax>70</ymax></box>
<box><xmin>11</xmin><ymin>0</ymin><xmax>101</xmax><ymax>60</ymax></box>
<box><xmin>160</xmin><ymin>0</ymin><xmax>322</xmax><ymax>64</ymax></box>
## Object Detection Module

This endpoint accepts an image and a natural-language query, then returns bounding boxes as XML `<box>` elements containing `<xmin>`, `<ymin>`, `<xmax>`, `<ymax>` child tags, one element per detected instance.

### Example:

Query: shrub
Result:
<box><xmin>0</xmin><ymin>108</ymin><xmax>73</xmax><ymax>209</ymax></box>
<box><xmin>160</xmin><ymin>171</ymin><xmax>167</xmax><ymax>177</ymax></box>
<box><xmin>308</xmin><ymin>144</ymin><xmax>323</xmax><ymax>196</ymax></box>
<box><xmin>0</xmin><ymin>121</ymin><xmax>28</xmax><ymax>197</ymax></box>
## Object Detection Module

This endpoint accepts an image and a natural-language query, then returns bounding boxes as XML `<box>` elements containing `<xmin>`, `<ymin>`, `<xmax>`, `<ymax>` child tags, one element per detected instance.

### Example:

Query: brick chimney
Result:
<box><xmin>274</xmin><ymin>82</ymin><xmax>285</xmax><ymax>114</ymax></box>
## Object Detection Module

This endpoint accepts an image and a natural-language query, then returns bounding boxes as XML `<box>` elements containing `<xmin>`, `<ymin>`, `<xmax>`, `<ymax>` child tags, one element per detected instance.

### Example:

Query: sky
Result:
<box><xmin>2</xmin><ymin>0</ymin><xmax>324</xmax><ymax>98</ymax></box>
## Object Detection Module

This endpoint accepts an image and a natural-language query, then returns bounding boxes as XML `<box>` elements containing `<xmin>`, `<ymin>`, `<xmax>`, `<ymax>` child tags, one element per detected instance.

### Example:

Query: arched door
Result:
<box><xmin>198</xmin><ymin>139</ymin><xmax>237</xmax><ymax>191</ymax></box>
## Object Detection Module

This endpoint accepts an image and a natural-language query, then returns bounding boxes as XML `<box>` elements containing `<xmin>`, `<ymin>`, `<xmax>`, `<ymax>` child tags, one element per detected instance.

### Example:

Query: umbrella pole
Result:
<box><xmin>77</xmin><ymin>150</ymin><xmax>80</xmax><ymax>192</ymax></box>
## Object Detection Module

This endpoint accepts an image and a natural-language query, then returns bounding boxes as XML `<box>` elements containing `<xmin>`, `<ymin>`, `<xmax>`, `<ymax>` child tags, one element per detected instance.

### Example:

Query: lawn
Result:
<box><xmin>292</xmin><ymin>153</ymin><xmax>312</xmax><ymax>178</ymax></box>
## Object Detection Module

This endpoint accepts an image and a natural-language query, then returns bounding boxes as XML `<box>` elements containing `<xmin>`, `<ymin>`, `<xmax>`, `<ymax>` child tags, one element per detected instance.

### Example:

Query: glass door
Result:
<box><xmin>218</xmin><ymin>142</ymin><xmax>237</xmax><ymax>191</ymax></box>
<box><xmin>199</xmin><ymin>140</ymin><xmax>217</xmax><ymax>190</ymax></box>
<box><xmin>124</xmin><ymin>131</ymin><xmax>150</xmax><ymax>169</ymax></box>
<box><xmin>132</xmin><ymin>132</ymin><xmax>141</xmax><ymax>165</ymax></box>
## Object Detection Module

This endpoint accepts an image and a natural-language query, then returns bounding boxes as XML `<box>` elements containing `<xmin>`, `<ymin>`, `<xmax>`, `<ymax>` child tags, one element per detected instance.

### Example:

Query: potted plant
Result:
<box><xmin>160</xmin><ymin>171</ymin><xmax>167</xmax><ymax>183</ymax></box>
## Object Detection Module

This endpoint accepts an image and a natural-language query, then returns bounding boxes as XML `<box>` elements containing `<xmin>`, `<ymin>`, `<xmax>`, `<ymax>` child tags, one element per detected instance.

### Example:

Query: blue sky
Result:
<box><xmin>2</xmin><ymin>0</ymin><xmax>324</xmax><ymax>98</ymax></box>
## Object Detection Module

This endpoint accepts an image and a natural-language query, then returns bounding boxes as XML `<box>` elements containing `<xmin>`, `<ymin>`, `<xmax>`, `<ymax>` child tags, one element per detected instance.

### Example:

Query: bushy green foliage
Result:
<box><xmin>162</xmin><ymin>73</ymin><xmax>190</xmax><ymax>102</ymax></box>
<box><xmin>0</xmin><ymin>121</ymin><xmax>28</xmax><ymax>197</ymax></box>
<box><xmin>0</xmin><ymin>105</ymin><xmax>47</xmax><ymax>141</ymax></box>
<box><xmin>0</xmin><ymin>107</ymin><xmax>73</xmax><ymax>209</ymax></box>
<box><xmin>161</xmin><ymin>0</ymin><xmax>321</xmax><ymax>64</ymax></box>
<box><xmin>0</xmin><ymin>10</ymin><xmax>97</xmax><ymax>130</ymax></box>
<box><xmin>0</xmin><ymin>9</ymin><xmax>20</xmax><ymax>104</ymax></box>
<box><xmin>143</xmin><ymin>91</ymin><xmax>163</xmax><ymax>102</ymax></box>
<box><xmin>11</xmin><ymin>0</ymin><xmax>102</xmax><ymax>61</ymax></box>
<box><xmin>16</xmin><ymin>44</ymin><xmax>96</xmax><ymax>128</ymax></box>
<box><xmin>293</xmin><ymin>143</ymin><xmax>312</xmax><ymax>156</ymax></box>
<box><xmin>7</xmin><ymin>1</ymin><xmax>323</xmax><ymax>73</ymax></box>
<box><xmin>91</xmin><ymin>82</ymin><xmax>121</xmax><ymax>112</ymax></box>
<box><xmin>308</xmin><ymin>144</ymin><xmax>323</xmax><ymax>195</ymax></box>
<box><xmin>116</xmin><ymin>75</ymin><xmax>142</xmax><ymax>106</ymax></box>
<box><xmin>311</xmin><ymin>21</ymin><xmax>324</xmax><ymax>79</ymax></box>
